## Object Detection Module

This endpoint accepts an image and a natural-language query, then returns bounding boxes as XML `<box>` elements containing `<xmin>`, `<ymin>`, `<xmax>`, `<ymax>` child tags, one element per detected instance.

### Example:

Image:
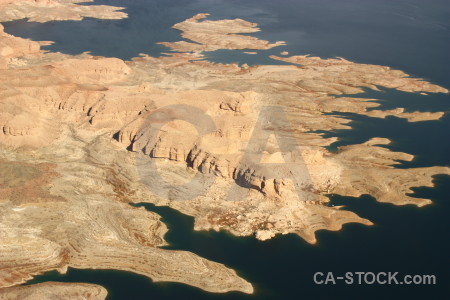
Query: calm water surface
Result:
<box><xmin>6</xmin><ymin>0</ymin><xmax>449</xmax><ymax>299</ymax></box>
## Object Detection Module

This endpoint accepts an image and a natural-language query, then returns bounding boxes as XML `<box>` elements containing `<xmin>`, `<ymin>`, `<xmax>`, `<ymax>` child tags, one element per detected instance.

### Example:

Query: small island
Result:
<box><xmin>0</xmin><ymin>1</ymin><xmax>448</xmax><ymax>298</ymax></box>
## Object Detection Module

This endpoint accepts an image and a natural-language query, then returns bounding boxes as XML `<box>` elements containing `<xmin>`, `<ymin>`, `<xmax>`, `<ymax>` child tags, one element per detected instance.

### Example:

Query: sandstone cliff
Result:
<box><xmin>0</xmin><ymin>2</ymin><xmax>449</xmax><ymax>296</ymax></box>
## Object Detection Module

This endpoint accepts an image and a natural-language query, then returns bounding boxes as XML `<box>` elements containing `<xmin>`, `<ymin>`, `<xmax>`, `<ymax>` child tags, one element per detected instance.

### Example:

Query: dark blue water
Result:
<box><xmin>26</xmin><ymin>182</ymin><xmax>450</xmax><ymax>300</ymax></box>
<box><xmin>3</xmin><ymin>0</ymin><xmax>450</xmax><ymax>85</ymax></box>
<box><xmin>6</xmin><ymin>0</ymin><xmax>450</xmax><ymax>299</ymax></box>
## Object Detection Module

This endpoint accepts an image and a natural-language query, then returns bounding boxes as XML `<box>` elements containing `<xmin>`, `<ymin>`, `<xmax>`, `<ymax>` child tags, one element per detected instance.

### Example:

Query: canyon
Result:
<box><xmin>0</xmin><ymin>1</ymin><xmax>449</xmax><ymax>298</ymax></box>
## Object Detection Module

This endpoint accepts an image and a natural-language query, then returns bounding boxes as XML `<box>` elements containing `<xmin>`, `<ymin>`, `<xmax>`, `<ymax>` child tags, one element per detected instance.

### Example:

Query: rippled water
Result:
<box><xmin>5</xmin><ymin>0</ymin><xmax>450</xmax><ymax>299</ymax></box>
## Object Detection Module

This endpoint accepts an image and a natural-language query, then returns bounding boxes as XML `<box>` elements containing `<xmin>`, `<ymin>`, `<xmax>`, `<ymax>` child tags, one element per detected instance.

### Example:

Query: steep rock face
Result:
<box><xmin>0</xmin><ymin>133</ymin><xmax>253</xmax><ymax>294</ymax></box>
<box><xmin>0</xmin><ymin>6</ymin><xmax>449</xmax><ymax>296</ymax></box>
<box><xmin>1</xmin><ymin>20</ymin><xmax>448</xmax><ymax>233</ymax></box>
<box><xmin>112</xmin><ymin>54</ymin><xmax>448</xmax><ymax>203</ymax></box>
<box><xmin>0</xmin><ymin>56</ymin><xmax>133</xmax><ymax>147</ymax></box>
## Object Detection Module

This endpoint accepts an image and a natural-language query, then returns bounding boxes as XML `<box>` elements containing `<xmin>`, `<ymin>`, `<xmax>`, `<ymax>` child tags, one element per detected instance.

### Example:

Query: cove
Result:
<box><xmin>25</xmin><ymin>173</ymin><xmax>450</xmax><ymax>299</ymax></box>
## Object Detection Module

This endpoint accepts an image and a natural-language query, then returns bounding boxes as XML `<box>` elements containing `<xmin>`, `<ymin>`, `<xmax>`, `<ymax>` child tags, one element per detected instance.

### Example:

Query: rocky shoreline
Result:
<box><xmin>0</xmin><ymin>1</ymin><xmax>448</xmax><ymax>297</ymax></box>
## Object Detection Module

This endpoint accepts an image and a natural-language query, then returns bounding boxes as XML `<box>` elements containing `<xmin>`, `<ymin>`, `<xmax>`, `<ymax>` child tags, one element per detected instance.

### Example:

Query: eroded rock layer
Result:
<box><xmin>0</xmin><ymin>131</ymin><xmax>253</xmax><ymax>293</ymax></box>
<box><xmin>0</xmin><ymin>0</ymin><xmax>449</xmax><ymax>296</ymax></box>
<box><xmin>160</xmin><ymin>13</ymin><xmax>285</xmax><ymax>52</ymax></box>
<box><xmin>0</xmin><ymin>0</ymin><xmax>126</xmax><ymax>23</ymax></box>
<box><xmin>0</xmin><ymin>282</ymin><xmax>108</xmax><ymax>300</ymax></box>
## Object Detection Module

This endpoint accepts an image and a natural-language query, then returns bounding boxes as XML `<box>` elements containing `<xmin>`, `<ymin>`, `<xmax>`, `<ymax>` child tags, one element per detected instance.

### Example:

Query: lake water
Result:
<box><xmin>4</xmin><ymin>0</ymin><xmax>449</xmax><ymax>299</ymax></box>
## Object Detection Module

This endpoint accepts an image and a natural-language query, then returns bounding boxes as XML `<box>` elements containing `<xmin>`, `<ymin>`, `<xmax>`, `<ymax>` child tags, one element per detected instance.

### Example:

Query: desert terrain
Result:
<box><xmin>0</xmin><ymin>1</ymin><xmax>448</xmax><ymax>298</ymax></box>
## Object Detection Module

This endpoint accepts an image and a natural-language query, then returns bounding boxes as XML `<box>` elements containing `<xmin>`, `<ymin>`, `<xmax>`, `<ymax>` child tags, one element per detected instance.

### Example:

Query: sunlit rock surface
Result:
<box><xmin>0</xmin><ymin>1</ymin><xmax>449</xmax><ymax>296</ymax></box>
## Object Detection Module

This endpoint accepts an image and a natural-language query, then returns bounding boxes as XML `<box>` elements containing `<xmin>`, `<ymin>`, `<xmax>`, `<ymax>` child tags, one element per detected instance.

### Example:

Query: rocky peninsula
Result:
<box><xmin>0</xmin><ymin>1</ymin><xmax>448</xmax><ymax>298</ymax></box>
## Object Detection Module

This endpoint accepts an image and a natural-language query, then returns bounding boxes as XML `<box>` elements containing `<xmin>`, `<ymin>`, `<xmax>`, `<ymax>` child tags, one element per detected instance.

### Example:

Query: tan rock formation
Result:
<box><xmin>0</xmin><ymin>3</ymin><xmax>449</xmax><ymax>297</ymax></box>
<box><xmin>332</xmin><ymin>138</ymin><xmax>450</xmax><ymax>207</ymax></box>
<box><xmin>0</xmin><ymin>132</ymin><xmax>252</xmax><ymax>293</ymax></box>
<box><xmin>160</xmin><ymin>13</ymin><xmax>285</xmax><ymax>53</ymax></box>
<box><xmin>269</xmin><ymin>54</ymin><xmax>448</xmax><ymax>93</ymax></box>
<box><xmin>0</xmin><ymin>0</ymin><xmax>127</xmax><ymax>23</ymax></box>
<box><xmin>0</xmin><ymin>282</ymin><xmax>108</xmax><ymax>300</ymax></box>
